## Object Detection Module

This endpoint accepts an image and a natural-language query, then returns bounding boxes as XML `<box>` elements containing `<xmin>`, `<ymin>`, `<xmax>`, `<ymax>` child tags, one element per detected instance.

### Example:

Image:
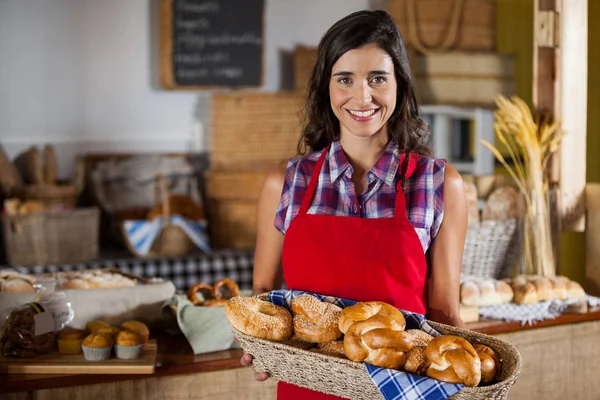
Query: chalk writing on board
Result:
<box><xmin>165</xmin><ymin>0</ymin><xmax>264</xmax><ymax>87</ymax></box>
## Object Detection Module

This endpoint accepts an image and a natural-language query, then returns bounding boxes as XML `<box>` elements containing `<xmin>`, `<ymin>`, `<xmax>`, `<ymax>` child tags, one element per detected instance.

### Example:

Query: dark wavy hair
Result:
<box><xmin>298</xmin><ymin>10</ymin><xmax>430</xmax><ymax>156</ymax></box>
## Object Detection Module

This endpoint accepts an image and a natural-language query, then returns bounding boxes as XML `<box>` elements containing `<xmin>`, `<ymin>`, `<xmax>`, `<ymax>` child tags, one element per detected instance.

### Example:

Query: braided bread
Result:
<box><xmin>426</xmin><ymin>335</ymin><xmax>481</xmax><ymax>387</ymax></box>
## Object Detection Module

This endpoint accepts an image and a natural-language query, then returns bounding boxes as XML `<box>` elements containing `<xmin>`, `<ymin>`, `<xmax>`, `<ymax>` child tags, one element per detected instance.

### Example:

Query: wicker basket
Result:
<box><xmin>2</xmin><ymin>207</ymin><xmax>100</xmax><ymax>266</ymax></box>
<box><xmin>233</xmin><ymin>294</ymin><xmax>522</xmax><ymax>400</ymax></box>
<box><xmin>462</xmin><ymin>219</ymin><xmax>522</xmax><ymax>279</ymax></box>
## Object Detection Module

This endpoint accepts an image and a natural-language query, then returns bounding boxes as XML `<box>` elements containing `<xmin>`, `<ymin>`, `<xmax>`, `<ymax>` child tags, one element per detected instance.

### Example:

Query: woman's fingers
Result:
<box><xmin>240</xmin><ymin>353</ymin><xmax>253</xmax><ymax>367</ymax></box>
<box><xmin>240</xmin><ymin>353</ymin><xmax>270</xmax><ymax>381</ymax></box>
<box><xmin>254</xmin><ymin>371</ymin><xmax>270</xmax><ymax>381</ymax></box>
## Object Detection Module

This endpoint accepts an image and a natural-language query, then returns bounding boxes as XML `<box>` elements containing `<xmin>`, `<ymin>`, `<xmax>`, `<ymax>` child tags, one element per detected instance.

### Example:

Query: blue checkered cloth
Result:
<box><xmin>268</xmin><ymin>290</ymin><xmax>464</xmax><ymax>400</ymax></box>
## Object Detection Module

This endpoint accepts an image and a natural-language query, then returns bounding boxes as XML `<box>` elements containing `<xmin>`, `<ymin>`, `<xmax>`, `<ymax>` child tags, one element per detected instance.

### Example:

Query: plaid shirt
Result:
<box><xmin>275</xmin><ymin>139</ymin><xmax>446</xmax><ymax>252</ymax></box>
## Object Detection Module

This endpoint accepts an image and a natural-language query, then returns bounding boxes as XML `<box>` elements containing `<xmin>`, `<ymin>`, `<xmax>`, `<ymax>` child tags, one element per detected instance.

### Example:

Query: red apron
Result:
<box><xmin>278</xmin><ymin>145</ymin><xmax>429</xmax><ymax>400</ymax></box>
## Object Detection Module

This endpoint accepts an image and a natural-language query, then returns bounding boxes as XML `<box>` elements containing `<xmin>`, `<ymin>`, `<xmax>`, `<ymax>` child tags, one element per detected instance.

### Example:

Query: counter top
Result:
<box><xmin>2</xmin><ymin>308</ymin><xmax>600</xmax><ymax>394</ymax></box>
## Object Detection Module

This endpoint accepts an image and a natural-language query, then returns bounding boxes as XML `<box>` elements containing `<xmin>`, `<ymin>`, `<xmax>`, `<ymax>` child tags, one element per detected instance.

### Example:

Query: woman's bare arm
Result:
<box><xmin>252</xmin><ymin>162</ymin><xmax>287</xmax><ymax>295</ymax></box>
<box><xmin>427</xmin><ymin>164</ymin><xmax>468</xmax><ymax>328</ymax></box>
<box><xmin>241</xmin><ymin>162</ymin><xmax>287</xmax><ymax>380</ymax></box>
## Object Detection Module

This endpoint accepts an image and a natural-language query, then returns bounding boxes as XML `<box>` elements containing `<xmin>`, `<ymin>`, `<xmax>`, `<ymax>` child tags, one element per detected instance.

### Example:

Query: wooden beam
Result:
<box><xmin>559</xmin><ymin>0</ymin><xmax>587</xmax><ymax>231</ymax></box>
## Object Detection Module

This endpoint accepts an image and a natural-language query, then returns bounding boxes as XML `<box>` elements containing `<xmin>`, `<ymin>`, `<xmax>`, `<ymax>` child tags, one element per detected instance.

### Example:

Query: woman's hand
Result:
<box><xmin>240</xmin><ymin>353</ymin><xmax>270</xmax><ymax>381</ymax></box>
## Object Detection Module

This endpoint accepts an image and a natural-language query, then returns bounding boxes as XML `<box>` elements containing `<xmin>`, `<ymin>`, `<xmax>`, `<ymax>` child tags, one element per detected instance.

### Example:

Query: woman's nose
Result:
<box><xmin>355</xmin><ymin>82</ymin><xmax>372</xmax><ymax>106</ymax></box>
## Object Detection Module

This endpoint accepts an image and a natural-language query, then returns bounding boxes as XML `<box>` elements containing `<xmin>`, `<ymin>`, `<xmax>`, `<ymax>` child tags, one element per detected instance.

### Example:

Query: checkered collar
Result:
<box><xmin>328</xmin><ymin>139</ymin><xmax>400</xmax><ymax>187</ymax></box>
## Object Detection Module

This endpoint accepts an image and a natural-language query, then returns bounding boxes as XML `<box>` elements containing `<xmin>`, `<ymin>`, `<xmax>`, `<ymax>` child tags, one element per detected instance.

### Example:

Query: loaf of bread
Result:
<box><xmin>482</xmin><ymin>186</ymin><xmax>523</xmax><ymax>220</ymax></box>
<box><xmin>460</xmin><ymin>277</ymin><xmax>514</xmax><ymax>307</ymax></box>
<box><xmin>0</xmin><ymin>270</ymin><xmax>35</xmax><ymax>293</ymax></box>
<box><xmin>58</xmin><ymin>270</ymin><xmax>137</xmax><ymax>290</ymax></box>
<box><xmin>508</xmin><ymin>275</ymin><xmax>586</xmax><ymax>304</ymax></box>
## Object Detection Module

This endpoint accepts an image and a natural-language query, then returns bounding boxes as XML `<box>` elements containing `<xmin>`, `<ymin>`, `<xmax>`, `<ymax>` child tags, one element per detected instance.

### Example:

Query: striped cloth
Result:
<box><xmin>268</xmin><ymin>290</ymin><xmax>463</xmax><ymax>400</ymax></box>
<box><xmin>275</xmin><ymin>139</ymin><xmax>446</xmax><ymax>252</ymax></box>
<box><xmin>123</xmin><ymin>216</ymin><xmax>211</xmax><ymax>256</ymax></box>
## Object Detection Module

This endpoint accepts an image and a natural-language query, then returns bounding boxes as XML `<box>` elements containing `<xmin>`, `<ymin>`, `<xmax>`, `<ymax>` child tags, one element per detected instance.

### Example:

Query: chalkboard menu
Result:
<box><xmin>159</xmin><ymin>0</ymin><xmax>265</xmax><ymax>89</ymax></box>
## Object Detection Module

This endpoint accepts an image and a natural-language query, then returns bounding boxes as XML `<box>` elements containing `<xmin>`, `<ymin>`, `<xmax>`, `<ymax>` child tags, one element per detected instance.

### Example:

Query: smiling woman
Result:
<box><xmin>244</xmin><ymin>9</ymin><xmax>469</xmax><ymax>400</ymax></box>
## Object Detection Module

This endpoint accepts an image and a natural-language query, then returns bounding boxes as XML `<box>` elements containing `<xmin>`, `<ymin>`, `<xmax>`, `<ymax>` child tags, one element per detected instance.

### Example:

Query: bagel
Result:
<box><xmin>225</xmin><ymin>297</ymin><xmax>292</xmax><ymax>341</ymax></box>
<box><xmin>474</xmin><ymin>344</ymin><xmax>501</xmax><ymax>384</ymax></box>
<box><xmin>426</xmin><ymin>335</ymin><xmax>482</xmax><ymax>387</ymax></box>
<box><xmin>344</xmin><ymin>314</ymin><xmax>413</xmax><ymax>369</ymax></box>
<box><xmin>339</xmin><ymin>301</ymin><xmax>406</xmax><ymax>334</ymax></box>
<box><xmin>213</xmin><ymin>278</ymin><xmax>240</xmax><ymax>300</ymax></box>
<box><xmin>403</xmin><ymin>345</ymin><xmax>431</xmax><ymax>375</ymax></box>
<box><xmin>291</xmin><ymin>294</ymin><xmax>342</xmax><ymax>343</ymax></box>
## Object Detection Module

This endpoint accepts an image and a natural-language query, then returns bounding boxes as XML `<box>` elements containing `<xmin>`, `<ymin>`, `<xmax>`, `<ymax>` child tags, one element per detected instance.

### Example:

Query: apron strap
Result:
<box><xmin>298</xmin><ymin>145</ymin><xmax>330</xmax><ymax>215</ymax></box>
<box><xmin>394</xmin><ymin>153</ymin><xmax>419</xmax><ymax>217</ymax></box>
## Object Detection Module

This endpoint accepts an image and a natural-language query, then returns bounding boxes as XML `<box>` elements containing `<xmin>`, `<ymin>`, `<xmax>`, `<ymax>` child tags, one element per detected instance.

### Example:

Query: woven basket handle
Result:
<box><xmin>407</xmin><ymin>0</ymin><xmax>465</xmax><ymax>55</ymax></box>
<box><xmin>155</xmin><ymin>174</ymin><xmax>171</xmax><ymax>227</ymax></box>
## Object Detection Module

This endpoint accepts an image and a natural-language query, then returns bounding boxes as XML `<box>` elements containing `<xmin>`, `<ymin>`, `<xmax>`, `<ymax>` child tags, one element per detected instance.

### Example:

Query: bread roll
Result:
<box><xmin>566</xmin><ymin>280</ymin><xmax>585</xmax><ymax>299</ymax></box>
<box><xmin>530</xmin><ymin>276</ymin><xmax>553</xmax><ymax>301</ymax></box>
<box><xmin>482</xmin><ymin>186</ymin><xmax>522</xmax><ymax>220</ymax></box>
<box><xmin>0</xmin><ymin>278</ymin><xmax>35</xmax><ymax>293</ymax></box>
<box><xmin>426</xmin><ymin>335</ymin><xmax>481</xmax><ymax>387</ymax></box>
<box><xmin>460</xmin><ymin>281</ymin><xmax>480</xmax><ymax>307</ymax></box>
<box><xmin>513</xmin><ymin>282</ymin><xmax>538</xmax><ymax>305</ymax></box>
<box><xmin>474</xmin><ymin>344</ymin><xmax>501</xmax><ymax>384</ymax></box>
<box><xmin>460</xmin><ymin>278</ymin><xmax>514</xmax><ymax>307</ymax></box>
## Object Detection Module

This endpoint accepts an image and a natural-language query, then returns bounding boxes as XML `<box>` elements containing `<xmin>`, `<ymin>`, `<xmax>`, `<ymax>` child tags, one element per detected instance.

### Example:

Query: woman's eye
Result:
<box><xmin>338</xmin><ymin>77</ymin><xmax>351</xmax><ymax>85</ymax></box>
<box><xmin>371</xmin><ymin>76</ymin><xmax>387</xmax><ymax>84</ymax></box>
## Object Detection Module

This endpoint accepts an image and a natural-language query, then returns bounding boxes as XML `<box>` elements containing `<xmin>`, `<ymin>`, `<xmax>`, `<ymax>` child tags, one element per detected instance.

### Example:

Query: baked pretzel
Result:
<box><xmin>212</xmin><ymin>278</ymin><xmax>240</xmax><ymax>300</ymax></box>
<box><xmin>188</xmin><ymin>283</ymin><xmax>214</xmax><ymax>305</ymax></box>
<box><xmin>202</xmin><ymin>299</ymin><xmax>228</xmax><ymax>307</ymax></box>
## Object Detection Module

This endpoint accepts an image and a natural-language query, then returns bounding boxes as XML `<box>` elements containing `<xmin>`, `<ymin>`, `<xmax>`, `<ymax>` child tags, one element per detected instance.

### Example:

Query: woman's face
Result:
<box><xmin>329</xmin><ymin>43</ymin><xmax>397</xmax><ymax>141</ymax></box>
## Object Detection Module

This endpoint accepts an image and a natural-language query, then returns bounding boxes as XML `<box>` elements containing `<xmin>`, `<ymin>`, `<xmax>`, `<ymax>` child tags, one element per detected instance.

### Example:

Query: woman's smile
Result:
<box><xmin>346</xmin><ymin>108</ymin><xmax>381</xmax><ymax>121</ymax></box>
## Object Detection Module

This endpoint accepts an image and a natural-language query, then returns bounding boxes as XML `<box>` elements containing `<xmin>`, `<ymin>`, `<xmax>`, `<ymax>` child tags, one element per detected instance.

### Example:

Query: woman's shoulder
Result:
<box><xmin>285</xmin><ymin>148</ymin><xmax>326</xmax><ymax>177</ymax></box>
<box><xmin>411</xmin><ymin>154</ymin><xmax>447</xmax><ymax>177</ymax></box>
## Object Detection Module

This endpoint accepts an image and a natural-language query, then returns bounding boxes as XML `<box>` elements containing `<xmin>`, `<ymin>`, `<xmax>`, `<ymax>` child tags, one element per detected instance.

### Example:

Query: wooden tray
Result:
<box><xmin>0</xmin><ymin>340</ymin><xmax>157</xmax><ymax>374</ymax></box>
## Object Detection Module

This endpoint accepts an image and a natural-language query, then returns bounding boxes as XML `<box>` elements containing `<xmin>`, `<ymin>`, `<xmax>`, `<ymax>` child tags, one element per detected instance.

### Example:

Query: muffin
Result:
<box><xmin>86</xmin><ymin>320</ymin><xmax>110</xmax><ymax>333</ymax></box>
<box><xmin>114</xmin><ymin>330</ymin><xmax>144</xmax><ymax>360</ymax></box>
<box><xmin>120</xmin><ymin>321</ymin><xmax>149</xmax><ymax>348</ymax></box>
<box><xmin>81</xmin><ymin>332</ymin><xmax>113</xmax><ymax>361</ymax></box>
<box><xmin>57</xmin><ymin>328</ymin><xmax>88</xmax><ymax>354</ymax></box>
<box><xmin>96</xmin><ymin>326</ymin><xmax>121</xmax><ymax>339</ymax></box>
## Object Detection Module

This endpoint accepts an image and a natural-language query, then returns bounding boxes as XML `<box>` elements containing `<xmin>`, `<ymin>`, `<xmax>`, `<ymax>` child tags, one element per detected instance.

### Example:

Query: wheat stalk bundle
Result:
<box><xmin>481</xmin><ymin>95</ymin><xmax>565</xmax><ymax>276</ymax></box>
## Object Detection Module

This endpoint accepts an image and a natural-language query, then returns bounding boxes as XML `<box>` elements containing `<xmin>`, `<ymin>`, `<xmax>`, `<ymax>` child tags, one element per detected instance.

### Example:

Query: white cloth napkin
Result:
<box><xmin>478</xmin><ymin>295</ymin><xmax>600</xmax><ymax>325</ymax></box>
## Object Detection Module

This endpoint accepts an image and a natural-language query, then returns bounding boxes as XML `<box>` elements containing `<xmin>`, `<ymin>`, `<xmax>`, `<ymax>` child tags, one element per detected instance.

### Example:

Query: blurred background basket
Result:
<box><xmin>462</xmin><ymin>218</ymin><xmax>522</xmax><ymax>279</ymax></box>
<box><xmin>2</xmin><ymin>207</ymin><xmax>100</xmax><ymax>266</ymax></box>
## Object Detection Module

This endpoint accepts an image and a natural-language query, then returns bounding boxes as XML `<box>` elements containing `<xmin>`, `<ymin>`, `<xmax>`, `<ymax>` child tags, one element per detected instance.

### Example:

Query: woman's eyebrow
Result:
<box><xmin>332</xmin><ymin>70</ymin><xmax>391</xmax><ymax>76</ymax></box>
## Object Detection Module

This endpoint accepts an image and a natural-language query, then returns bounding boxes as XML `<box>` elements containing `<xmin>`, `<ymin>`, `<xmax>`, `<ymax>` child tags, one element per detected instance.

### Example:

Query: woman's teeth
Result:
<box><xmin>349</xmin><ymin>109</ymin><xmax>376</xmax><ymax>117</ymax></box>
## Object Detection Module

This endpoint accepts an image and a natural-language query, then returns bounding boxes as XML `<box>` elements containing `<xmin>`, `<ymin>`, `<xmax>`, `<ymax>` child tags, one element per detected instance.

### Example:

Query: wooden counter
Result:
<box><xmin>2</xmin><ymin>309</ymin><xmax>600</xmax><ymax>400</ymax></box>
